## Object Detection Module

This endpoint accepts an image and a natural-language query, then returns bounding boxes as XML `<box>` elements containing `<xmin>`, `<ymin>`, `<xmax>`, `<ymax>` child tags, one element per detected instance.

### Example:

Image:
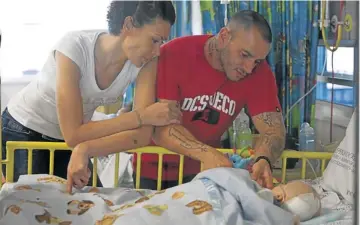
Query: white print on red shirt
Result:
<box><xmin>181</xmin><ymin>91</ymin><xmax>236</xmax><ymax>116</ymax></box>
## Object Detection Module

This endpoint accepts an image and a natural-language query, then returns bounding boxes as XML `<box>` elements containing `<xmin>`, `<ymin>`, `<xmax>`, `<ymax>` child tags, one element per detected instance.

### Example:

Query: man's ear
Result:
<box><xmin>123</xmin><ymin>16</ymin><xmax>135</xmax><ymax>31</ymax></box>
<box><xmin>217</xmin><ymin>27</ymin><xmax>232</xmax><ymax>49</ymax></box>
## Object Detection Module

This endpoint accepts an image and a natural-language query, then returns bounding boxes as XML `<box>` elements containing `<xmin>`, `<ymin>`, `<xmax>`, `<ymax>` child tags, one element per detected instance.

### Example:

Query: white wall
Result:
<box><xmin>1</xmin><ymin>79</ymin><xmax>31</xmax><ymax>113</ymax></box>
<box><xmin>0</xmin><ymin>0</ymin><xmax>110</xmax><ymax>112</ymax></box>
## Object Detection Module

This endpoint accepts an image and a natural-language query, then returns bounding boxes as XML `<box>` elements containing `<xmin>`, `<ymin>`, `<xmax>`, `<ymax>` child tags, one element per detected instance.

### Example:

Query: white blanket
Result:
<box><xmin>0</xmin><ymin>168</ymin><xmax>352</xmax><ymax>225</ymax></box>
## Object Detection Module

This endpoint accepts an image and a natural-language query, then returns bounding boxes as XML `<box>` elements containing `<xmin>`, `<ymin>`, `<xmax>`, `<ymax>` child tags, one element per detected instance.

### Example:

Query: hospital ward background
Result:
<box><xmin>0</xmin><ymin>0</ymin><xmax>358</xmax><ymax>225</ymax></box>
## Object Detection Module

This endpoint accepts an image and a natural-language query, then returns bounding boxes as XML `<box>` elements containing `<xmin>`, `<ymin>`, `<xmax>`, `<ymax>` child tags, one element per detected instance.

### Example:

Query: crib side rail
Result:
<box><xmin>1</xmin><ymin>141</ymin><xmax>333</xmax><ymax>189</ymax></box>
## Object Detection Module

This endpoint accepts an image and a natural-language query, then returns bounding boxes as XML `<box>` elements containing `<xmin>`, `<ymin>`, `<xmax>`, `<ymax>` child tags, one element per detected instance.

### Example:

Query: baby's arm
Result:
<box><xmin>293</xmin><ymin>216</ymin><xmax>300</xmax><ymax>225</ymax></box>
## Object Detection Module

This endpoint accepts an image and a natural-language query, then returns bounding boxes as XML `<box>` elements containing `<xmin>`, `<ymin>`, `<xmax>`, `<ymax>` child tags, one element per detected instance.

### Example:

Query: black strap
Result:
<box><xmin>254</xmin><ymin>156</ymin><xmax>273</xmax><ymax>172</ymax></box>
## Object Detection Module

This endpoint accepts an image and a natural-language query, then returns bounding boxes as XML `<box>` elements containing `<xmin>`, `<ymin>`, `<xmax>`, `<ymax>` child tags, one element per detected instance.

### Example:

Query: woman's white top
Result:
<box><xmin>7</xmin><ymin>30</ymin><xmax>141</xmax><ymax>140</ymax></box>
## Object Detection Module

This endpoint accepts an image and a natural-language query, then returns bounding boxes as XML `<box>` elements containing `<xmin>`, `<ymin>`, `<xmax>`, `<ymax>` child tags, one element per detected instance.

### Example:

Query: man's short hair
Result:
<box><xmin>228</xmin><ymin>10</ymin><xmax>272</xmax><ymax>43</ymax></box>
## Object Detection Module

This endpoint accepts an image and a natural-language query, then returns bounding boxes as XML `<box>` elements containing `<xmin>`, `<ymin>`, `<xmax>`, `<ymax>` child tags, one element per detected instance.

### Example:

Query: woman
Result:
<box><xmin>2</xmin><ymin>1</ymin><xmax>179</xmax><ymax>187</ymax></box>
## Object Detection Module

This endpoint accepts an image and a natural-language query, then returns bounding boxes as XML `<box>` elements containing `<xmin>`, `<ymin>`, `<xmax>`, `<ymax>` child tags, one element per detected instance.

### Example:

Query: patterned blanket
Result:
<box><xmin>0</xmin><ymin>168</ymin><xmax>353</xmax><ymax>225</ymax></box>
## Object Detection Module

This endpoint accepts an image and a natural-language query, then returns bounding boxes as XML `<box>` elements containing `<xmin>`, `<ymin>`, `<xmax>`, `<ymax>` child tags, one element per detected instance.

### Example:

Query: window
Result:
<box><xmin>0</xmin><ymin>0</ymin><xmax>110</xmax><ymax>81</ymax></box>
<box><xmin>325</xmin><ymin>47</ymin><xmax>354</xmax><ymax>80</ymax></box>
<box><xmin>316</xmin><ymin>45</ymin><xmax>356</xmax><ymax>107</ymax></box>
<box><xmin>316</xmin><ymin>82</ymin><xmax>355</xmax><ymax>107</ymax></box>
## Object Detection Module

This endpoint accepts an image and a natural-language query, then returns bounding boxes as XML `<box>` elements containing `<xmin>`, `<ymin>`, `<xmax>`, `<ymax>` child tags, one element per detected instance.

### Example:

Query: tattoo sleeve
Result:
<box><xmin>152</xmin><ymin>99</ymin><xmax>215</xmax><ymax>161</ymax></box>
<box><xmin>252</xmin><ymin>112</ymin><xmax>286</xmax><ymax>163</ymax></box>
<box><xmin>153</xmin><ymin>124</ymin><xmax>215</xmax><ymax>161</ymax></box>
<box><xmin>168</xmin><ymin>126</ymin><xmax>209</xmax><ymax>152</ymax></box>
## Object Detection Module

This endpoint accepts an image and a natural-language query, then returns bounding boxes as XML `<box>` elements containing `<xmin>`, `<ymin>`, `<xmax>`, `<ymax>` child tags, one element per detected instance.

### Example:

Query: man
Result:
<box><xmin>133</xmin><ymin>10</ymin><xmax>286</xmax><ymax>190</ymax></box>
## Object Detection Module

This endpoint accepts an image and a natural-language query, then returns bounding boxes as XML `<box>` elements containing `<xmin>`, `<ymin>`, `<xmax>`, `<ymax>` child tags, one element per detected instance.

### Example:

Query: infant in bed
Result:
<box><xmin>0</xmin><ymin>168</ymin><xmax>320</xmax><ymax>225</ymax></box>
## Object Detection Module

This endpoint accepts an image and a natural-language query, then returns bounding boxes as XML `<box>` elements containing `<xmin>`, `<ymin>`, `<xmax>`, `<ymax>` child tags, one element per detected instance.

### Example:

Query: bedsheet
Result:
<box><xmin>0</xmin><ymin>169</ymin><xmax>353</xmax><ymax>225</ymax></box>
<box><xmin>301</xmin><ymin>177</ymin><xmax>354</xmax><ymax>225</ymax></box>
<box><xmin>0</xmin><ymin>168</ymin><xmax>297</xmax><ymax>225</ymax></box>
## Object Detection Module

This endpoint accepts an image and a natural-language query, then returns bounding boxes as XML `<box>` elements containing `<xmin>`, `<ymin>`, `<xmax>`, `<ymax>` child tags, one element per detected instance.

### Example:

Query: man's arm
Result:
<box><xmin>246</xmin><ymin>61</ymin><xmax>286</xmax><ymax>164</ymax></box>
<box><xmin>251</xmin><ymin>112</ymin><xmax>286</xmax><ymax>164</ymax></box>
<box><xmin>153</xmin><ymin>117</ymin><xmax>212</xmax><ymax>161</ymax></box>
<box><xmin>153</xmin><ymin>100</ymin><xmax>232</xmax><ymax>169</ymax></box>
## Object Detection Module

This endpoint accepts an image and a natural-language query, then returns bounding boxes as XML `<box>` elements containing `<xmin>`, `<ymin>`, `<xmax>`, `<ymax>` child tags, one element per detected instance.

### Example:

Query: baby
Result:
<box><xmin>229</xmin><ymin>154</ymin><xmax>321</xmax><ymax>222</ymax></box>
<box><xmin>263</xmin><ymin>180</ymin><xmax>321</xmax><ymax>223</ymax></box>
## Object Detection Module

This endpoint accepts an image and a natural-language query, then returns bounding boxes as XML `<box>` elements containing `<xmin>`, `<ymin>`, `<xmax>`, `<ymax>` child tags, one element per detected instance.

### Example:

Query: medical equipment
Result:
<box><xmin>220</xmin><ymin>0</ymin><xmax>230</xmax><ymax>26</ymax></box>
<box><xmin>319</xmin><ymin>0</ymin><xmax>357</xmax><ymax>143</ymax></box>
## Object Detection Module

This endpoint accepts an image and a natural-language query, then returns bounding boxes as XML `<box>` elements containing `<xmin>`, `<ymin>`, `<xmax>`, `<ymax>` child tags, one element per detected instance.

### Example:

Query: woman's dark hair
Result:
<box><xmin>107</xmin><ymin>1</ymin><xmax>176</xmax><ymax>35</ymax></box>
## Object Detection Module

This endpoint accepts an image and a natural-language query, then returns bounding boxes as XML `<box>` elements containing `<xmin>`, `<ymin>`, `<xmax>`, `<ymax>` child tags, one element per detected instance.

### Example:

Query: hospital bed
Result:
<box><xmin>0</xmin><ymin>141</ymin><xmax>333</xmax><ymax>188</ymax></box>
<box><xmin>0</xmin><ymin>141</ymin><xmax>353</xmax><ymax>225</ymax></box>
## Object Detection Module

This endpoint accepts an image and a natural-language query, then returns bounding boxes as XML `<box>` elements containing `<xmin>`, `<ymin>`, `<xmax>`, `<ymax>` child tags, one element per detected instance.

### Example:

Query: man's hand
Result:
<box><xmin>251</xmin><ymin>159</ymin><xmax>273</xmax><ymax>189</ymax></box>
<box><xmin>250</xmin><ymin>111</ymin><xmax>285</xmax><ymax>188</ymax></box>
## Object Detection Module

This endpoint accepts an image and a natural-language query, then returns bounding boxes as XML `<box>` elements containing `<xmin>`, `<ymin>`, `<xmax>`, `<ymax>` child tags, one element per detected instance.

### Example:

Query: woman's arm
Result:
<box><xmin>70</xmin><ymin>58</ymin><xmax>166</xmax><ymax>158</ymax></box>
<box><xmin>55</xmin><ymin>52</ymin><xmax>161</xmax><ymax>147</ymax></box>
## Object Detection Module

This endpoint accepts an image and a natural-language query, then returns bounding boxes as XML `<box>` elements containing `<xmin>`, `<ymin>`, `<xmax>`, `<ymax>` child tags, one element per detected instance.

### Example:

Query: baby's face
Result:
<box><xmin>271</xmin><ymin>181</ymin><xmax>313</xmax><ymax>203</ymax></box>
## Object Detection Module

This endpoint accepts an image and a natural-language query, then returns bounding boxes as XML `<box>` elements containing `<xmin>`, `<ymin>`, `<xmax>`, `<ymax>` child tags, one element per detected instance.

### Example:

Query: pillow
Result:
<box><xmin>321</xmin><ymin>109</ymin><xmax>356</xmax><ymax>204</ymax></box>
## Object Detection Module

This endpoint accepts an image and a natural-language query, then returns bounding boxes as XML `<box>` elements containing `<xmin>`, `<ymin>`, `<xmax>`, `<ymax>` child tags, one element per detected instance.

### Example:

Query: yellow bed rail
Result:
<box><xmin>0</xmin><ymin>141</ymin><xmax>333</xmax><ymax>190</ymax></box>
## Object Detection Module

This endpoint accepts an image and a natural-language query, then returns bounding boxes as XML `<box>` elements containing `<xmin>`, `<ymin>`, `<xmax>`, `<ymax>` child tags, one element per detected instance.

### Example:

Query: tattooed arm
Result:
<box><xmin>153</xmin><ymin>100</ymin><xmax>232</xmax><ymax>169</ymax></box>
<box><xmin>252</xmin><ymin>112</ymin><xmax>286</xmax><ymax>164</ymax></box>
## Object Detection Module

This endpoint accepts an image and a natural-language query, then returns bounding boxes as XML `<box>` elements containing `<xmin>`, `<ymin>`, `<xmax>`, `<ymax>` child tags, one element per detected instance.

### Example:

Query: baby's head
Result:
<box><xmin>272</xmin><ymin>180</ymin><xmax>321</xmax><ymax>222</ymax></box>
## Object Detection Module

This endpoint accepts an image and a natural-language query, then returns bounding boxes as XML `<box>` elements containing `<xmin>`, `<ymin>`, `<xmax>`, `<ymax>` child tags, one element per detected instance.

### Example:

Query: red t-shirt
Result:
<box><xmin>133</xmin><ymin>35</ymin><xmax>281</xmax><ymax>180</ymax></box>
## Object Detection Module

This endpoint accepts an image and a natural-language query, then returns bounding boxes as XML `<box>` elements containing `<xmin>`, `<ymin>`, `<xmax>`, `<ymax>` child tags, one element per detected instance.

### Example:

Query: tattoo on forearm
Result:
<box><xmin>256</xmin><ymin>132</ymin><xmax>285</xmax><ymax>162</ymax></box>
<box><xmin>168</xmin><ymin>127</ymin><xmax>209</xmax><ymax>152</ymax></box>
<box><xmin>256</xmin><ymin>112</ymin><xmax>283</xmax><ymax>127</ymax></box>
<box><xmin>253</xmin><ymin>112</ymin><xmax>286</xmax><ymax>162</ymax></box>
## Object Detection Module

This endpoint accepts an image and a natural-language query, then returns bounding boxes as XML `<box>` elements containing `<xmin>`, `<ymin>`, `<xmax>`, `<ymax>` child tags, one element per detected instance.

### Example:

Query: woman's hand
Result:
<box><xmin>140</xmin><ymin>102</ymin><xmax>182</xmax><ymax>126</ymax></box>
<box><xmin>66</xmin><ymin>144</ymin><xmax>91</xmax><ymax>193</ymax></box>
